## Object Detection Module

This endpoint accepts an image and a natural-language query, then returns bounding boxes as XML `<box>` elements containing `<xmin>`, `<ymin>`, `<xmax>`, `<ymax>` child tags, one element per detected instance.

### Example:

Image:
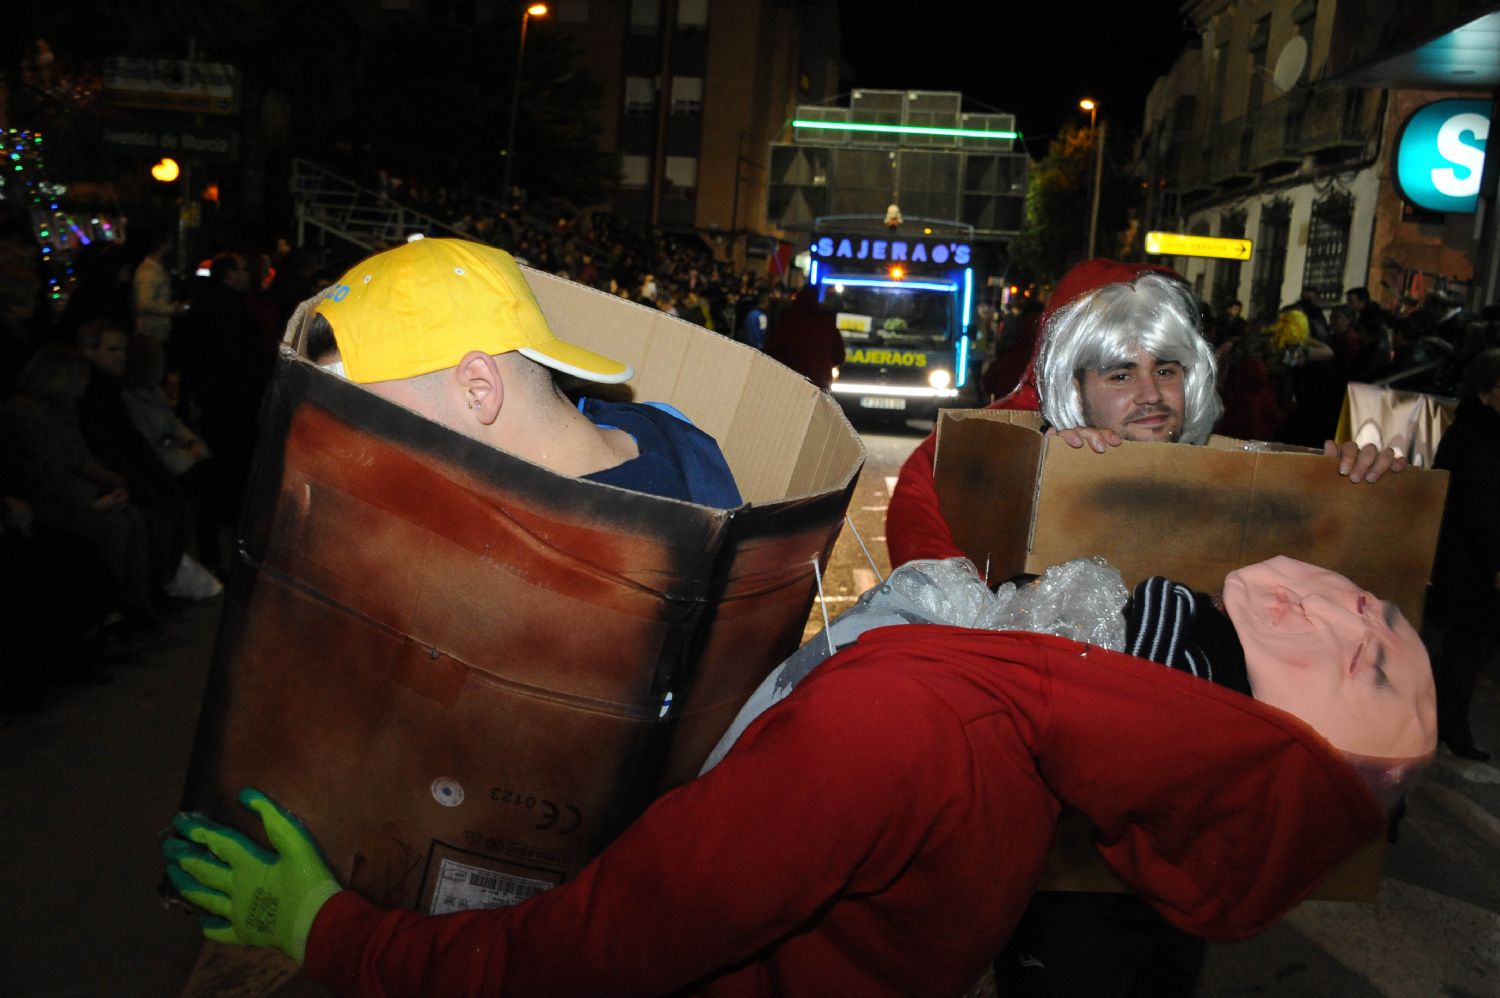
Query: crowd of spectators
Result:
<box><xmin>0</xmin><ymin>205</ymin><xmax>287</xmax><ymax>714</ymax></box>
<box><xmin>1205</xmin><ymin>287</ymin><xmax>1500</xmax><ymax>447</ymax></box>
<box><xmin>355</xmin><ymin>167</ymin><xmax>800</xmax><ymax>346</ymax></box>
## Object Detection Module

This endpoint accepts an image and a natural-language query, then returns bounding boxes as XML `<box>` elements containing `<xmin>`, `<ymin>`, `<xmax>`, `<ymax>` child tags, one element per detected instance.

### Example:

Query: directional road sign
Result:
<box><xmin>1144</xmin><ymin>231</ymin><xmax>1254</xmax><ymax>261</ymax></box>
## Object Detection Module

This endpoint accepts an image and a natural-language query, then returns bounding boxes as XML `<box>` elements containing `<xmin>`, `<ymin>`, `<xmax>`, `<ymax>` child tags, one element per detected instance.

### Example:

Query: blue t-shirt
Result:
<box><xmin>579</xmin><ymin>398</ymin><xmax>743</xmax><ymax>508</ymax></box>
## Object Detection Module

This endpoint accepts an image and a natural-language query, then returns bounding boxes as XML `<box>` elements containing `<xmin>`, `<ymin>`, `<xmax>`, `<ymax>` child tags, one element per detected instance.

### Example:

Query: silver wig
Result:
<box><xmin>1037</xmin><ymin>272</ymin><xmax>1222</xmax><ymax>444</ymax></box>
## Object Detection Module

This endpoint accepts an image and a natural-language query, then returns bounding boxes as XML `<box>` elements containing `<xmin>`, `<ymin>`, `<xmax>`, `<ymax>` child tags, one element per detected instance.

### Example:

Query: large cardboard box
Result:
<box><xmin>931</xmin><ymin>408</ymin><xmax>1450</xmax><ymax>899</ymax></box>
<box><xmin>931</xmin><ymin>409</ymin><xmax>1447</xmax><ymax>626</ymax></box>
<box><xmin>180</xmin><ymin>269</ymin><xmax>865</xmax><ymax>913</ymax></box>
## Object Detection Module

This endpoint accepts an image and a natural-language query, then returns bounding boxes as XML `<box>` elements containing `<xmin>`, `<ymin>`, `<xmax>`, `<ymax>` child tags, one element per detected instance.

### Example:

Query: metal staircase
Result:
<box><xmin>289</xmin><ymin>158</ymin><xmax>479</xmax><ymax>253</ymax></box>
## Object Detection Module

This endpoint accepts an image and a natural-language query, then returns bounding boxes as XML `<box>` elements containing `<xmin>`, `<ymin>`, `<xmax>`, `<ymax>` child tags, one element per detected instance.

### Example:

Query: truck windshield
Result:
<box><xmin>823</xmin><ymin>284</ymin><xmax>954</xmax><ymax>347</ymax></box>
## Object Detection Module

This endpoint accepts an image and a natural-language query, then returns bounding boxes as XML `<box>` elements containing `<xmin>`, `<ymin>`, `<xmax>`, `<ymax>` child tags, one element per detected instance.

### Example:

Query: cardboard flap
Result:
<box><xmin>933</xmin><ymin>411</ymin><xmax>1044</xmax><ymax>582</ymax></box>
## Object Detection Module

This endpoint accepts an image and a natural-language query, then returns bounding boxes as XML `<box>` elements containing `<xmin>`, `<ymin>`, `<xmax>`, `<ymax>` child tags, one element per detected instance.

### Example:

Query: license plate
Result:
<box><xmin>859</xmin><ymin>396</ymin><xmax>906</xmax><ymax>411</ymax></box>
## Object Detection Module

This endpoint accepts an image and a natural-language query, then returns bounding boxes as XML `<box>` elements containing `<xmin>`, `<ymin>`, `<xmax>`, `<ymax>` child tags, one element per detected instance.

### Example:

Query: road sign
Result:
<box><xmin>100</xmin><ymin>121</ymin><xmax>239</xmax><ymax>163</ymax></box>
<box><xmin>103</xmin><ymin>57</ymin><xmax>239</xmax><ymax>115</ymax></box>
<box><xmin>1144</xmin><ymin>231</ymin><xmax>1253</xmax><ymax>261</ymax></box>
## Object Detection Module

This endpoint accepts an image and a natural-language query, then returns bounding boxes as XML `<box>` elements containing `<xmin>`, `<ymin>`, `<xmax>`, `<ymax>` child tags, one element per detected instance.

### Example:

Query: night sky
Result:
<box><xmin>837</xmin><ymin>3</ymin><xmax>1200</xmax><ymax>154</ymax></box>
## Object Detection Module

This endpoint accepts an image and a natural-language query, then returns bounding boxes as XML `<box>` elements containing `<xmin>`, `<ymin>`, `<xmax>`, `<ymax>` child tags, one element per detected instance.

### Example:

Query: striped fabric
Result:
<box><xmin>1124</xmin><ymin>577</ymin><xmax>1251</xmax><ymax>695</ymax></box>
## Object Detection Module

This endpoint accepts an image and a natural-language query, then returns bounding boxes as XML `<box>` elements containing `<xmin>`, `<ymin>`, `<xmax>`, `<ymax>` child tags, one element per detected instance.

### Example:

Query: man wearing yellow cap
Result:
<box><xmin>299</xmin><ymin>237</ymin><xmax>741</xmax><ymax>506</ymax></box>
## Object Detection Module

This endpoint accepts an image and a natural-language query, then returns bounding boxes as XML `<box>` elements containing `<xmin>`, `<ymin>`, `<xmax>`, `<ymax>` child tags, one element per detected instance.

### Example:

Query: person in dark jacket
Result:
<box><xmin>1425</xmin><ymin>348</ymin><xmax>1500</xmax><ymax>760</ymax></box>
<box><xmin>763</xmin><ymin>286</ymin><xmax>844</xmax><ymax>391</ymax></box>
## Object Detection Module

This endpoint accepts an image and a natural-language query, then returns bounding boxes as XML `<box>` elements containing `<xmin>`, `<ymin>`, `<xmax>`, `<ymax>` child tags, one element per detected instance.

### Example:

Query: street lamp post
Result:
<box><xmin>502</xmin><ymin>2</ymin><xmax>549</xmax><ymax>208</ymax></box>
<box><xmin>1080</xmin><ymin>98</ymin><xmax>1104</xmax><ymax>259</ymax></box>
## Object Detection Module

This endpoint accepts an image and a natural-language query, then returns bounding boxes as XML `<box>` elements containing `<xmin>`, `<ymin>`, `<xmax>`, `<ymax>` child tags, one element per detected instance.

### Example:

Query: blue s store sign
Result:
<box><xmin>1396</xmin><ymin>99</ymin><xmax>1490</xmax><ymax>214</ymax></box>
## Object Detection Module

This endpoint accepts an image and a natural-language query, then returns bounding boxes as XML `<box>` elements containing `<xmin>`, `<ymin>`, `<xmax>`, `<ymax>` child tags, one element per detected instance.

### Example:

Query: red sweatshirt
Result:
<box><xmin>886</xmin><ymin>399</ymin><xmax>1015</xmax><ymax>566</ymax></box>
<box><xmin>303</xmin><ymin>627</ymin><xmax>1382</xmax><ymax>998</ymax></box>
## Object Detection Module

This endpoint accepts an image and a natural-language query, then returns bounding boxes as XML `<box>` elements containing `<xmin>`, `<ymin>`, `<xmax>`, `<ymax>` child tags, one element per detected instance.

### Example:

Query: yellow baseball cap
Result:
<box><xmin>313</xmin><ymin>237</ymin><xmax>634</xmax><ymax>385</ymax></box>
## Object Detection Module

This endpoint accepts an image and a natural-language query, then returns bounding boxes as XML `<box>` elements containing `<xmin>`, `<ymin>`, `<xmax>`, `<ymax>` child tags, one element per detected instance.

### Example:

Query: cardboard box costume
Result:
<box><xmin>179</xmin><ymin>267</ymin><xmax>864</xmax><ymax>912</ymax></box>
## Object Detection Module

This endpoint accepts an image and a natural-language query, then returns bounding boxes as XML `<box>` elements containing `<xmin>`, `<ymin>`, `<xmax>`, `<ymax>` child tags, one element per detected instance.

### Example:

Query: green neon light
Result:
<box><xmin>792</xmin><ymin>119</ymin><xmax>1020</xmax><ymax>140</ymax></box>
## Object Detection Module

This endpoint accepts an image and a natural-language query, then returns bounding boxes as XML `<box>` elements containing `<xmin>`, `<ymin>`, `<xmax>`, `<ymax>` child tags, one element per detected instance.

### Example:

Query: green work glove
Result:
<box><xmin>162</xmin><ymin>787</ymin><xmax>342</xmax><ymax>964</ymax></box>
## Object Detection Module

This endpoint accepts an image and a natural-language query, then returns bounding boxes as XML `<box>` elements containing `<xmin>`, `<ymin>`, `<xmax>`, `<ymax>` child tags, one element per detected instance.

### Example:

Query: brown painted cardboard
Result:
<box><xmin>932</xmin><ymin>408</ymin><xmax>1446</xmax><ymax>900</ymax></box>
<box><xmin>932</xmin><ymin>409</ymin><xmax>1448</xmax><ymax>626</ymax></box>
<box><xmin>181</xmin><ymin>268</ymin><xmax>864</xmax><ymax>913</ymax></box>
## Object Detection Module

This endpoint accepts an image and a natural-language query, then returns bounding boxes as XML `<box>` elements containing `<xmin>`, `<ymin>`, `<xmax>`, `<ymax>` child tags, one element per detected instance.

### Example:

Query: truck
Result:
<box><xmin>805</xmin><ymin>217</ymin><xmax>983</xmax><ymax>422</ymax></box>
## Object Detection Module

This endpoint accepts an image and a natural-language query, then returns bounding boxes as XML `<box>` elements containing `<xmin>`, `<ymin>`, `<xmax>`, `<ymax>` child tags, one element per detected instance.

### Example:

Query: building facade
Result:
<box><xmin>549</xmin><ymin>0</ymin><xmax>841</xmax><ymax>247</ymax></box>
<box><xmin>1141</xmin><ymin>0</ymin><xmax>1490</xmax><ymax>322</ymax></box>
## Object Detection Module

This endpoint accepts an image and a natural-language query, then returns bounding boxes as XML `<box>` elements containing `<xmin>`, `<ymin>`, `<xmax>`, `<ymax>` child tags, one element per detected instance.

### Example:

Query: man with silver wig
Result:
<box><xmin>1037</xmin><ymin>271</ymin><xmax>1222</xmax><ymax>445</ymax></box>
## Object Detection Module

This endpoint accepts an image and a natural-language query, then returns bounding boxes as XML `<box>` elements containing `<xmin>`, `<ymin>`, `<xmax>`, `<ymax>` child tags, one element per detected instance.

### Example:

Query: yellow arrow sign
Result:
<box><xmin>1144</xmin><ymin>231</ymin><xmax>1253</xmax><ymax>261</ymax></box>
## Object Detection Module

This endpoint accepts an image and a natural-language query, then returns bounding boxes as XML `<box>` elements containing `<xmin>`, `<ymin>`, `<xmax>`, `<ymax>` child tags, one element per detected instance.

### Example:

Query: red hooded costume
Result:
<box><xmin>302</xmin><ymin>626</ymin><xmax>1382</xmax><ymax>998</ymax></box>
<box><xmin>886</xmin><ymin>259</ymin><xmax>1182</xmax><ymax>566</ymax></box>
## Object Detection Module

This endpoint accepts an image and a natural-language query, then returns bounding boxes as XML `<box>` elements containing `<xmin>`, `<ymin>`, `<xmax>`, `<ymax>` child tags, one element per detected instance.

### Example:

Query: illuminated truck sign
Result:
<box><xmin>809</xmin><ymin>232</ymin><xmax>975</xmax><ymax>420</ymax></box>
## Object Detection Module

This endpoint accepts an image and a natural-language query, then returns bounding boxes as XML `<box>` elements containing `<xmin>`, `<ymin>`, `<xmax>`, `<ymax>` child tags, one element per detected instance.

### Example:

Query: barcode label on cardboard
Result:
<box><xmin>428</xmin><ymin>857</ymin><xmax>554</xmax><ymax>915</ymax></box>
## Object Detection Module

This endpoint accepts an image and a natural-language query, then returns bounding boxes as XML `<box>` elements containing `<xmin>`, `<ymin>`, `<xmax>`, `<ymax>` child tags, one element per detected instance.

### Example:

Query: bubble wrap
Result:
<box><xmin>883</xmin><ymin>558</ymin><xmax>1009</xmax><ymax>630</ymax></box>
<box><xmin>990</xmin><ymin>556</ymin><xmax>1129</xmax><ymax>651</ymax></box>
<box><xmin>702</xmin><ymin>556</ymin><xmax>1130</xmax><ymax>774</ymax></box>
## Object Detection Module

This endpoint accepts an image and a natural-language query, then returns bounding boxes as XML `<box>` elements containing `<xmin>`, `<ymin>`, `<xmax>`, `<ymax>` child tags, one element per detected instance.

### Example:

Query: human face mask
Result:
<box><xmin>1223</xmin><ymin>556</ymin><xmax>1436</xmax><ymax>760</ymax></box>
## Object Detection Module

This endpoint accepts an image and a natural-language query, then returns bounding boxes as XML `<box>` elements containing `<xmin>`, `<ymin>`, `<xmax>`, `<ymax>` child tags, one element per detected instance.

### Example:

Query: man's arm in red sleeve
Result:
<box><xmin>886</xmin><ymin>429</ymin><xmax>965</xmax><ymax>566</ymax></box>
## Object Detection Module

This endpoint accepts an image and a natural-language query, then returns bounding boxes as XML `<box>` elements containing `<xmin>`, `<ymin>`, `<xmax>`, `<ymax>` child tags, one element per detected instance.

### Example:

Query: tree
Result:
<box><xmin>1010</xmin><ymin>125</ymin><xmax>1138</xmax><ymax>285</ymax></box>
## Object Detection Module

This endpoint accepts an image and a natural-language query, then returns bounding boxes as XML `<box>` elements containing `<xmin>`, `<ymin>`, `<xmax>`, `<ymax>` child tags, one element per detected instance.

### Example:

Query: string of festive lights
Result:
<box><xmin>4</xmin><ymin>127</ymin><xmax>117</xmax><ymax>308</ymax></box>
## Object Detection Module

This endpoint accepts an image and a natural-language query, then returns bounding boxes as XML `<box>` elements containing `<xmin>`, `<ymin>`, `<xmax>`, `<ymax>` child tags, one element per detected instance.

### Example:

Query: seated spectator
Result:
<box><xmin>121</xmin><ymin>334</ymin><xmax>227</xmax><ymax>578</ymax></box>
<box><xmin>1</xmin><ymin>344</ymin><xmax>154</xmax><ymax>624</ymax></box>
<box><xmin>76</xmin><ymin>319</ymin><xmax>193</xmax><ymax>603</ymax></box>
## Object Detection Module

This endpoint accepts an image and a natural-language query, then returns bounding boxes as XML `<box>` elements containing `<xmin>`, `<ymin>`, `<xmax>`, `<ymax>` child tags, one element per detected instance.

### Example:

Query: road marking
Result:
<box><xmin>884</xmin><ymin>476</ymin><xmax>899</xmax><ymax>495</ymax></box>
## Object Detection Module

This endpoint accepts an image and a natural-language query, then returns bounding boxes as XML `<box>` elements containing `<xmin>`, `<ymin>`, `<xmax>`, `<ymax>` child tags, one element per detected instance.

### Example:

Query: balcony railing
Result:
<box><xmin>1292</xmin><ymin>88</ymin><xmax>1373</xmax><ymax>155</ymax></box>
<box><xmin>1246</xmin><ymin>95</ymin><xmax>1304</xmax><ymax>173</ymax></box>
<box><xmin>1205</xmin><ymin>116</ymin><xmax>1256</xmax><ymax>186</ymax></box>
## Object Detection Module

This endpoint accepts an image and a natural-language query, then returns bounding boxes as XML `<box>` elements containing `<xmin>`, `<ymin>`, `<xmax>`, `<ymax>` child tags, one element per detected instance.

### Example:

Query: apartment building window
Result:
<box><xmin>1211</xmin><ymin>42</ymin><xmax>1229</xmax><ymax>127</ymax></box>
<box><xmin>630</xmin><ymin>0</ymin><xmax>659</xmax><ymax>32</ymax></box>
<box><xmin>1249</xmin><ymin>200</ymin><xmax>1291</xmax><ymax>322</ymax></box>
<box><xmin>1213</xmin><ymin>209</ymin><xmax>1247</xmax><ymax>308</ymax></box>
<box><xmin>555</xmin><ymin>0</ymin><xmax>589</xmax><ymax>23</ymax></box>
<box><xmin>619</xmin><ymin>155</ymin><xmax>650</xmax><ymax>189</ymax></box>
<box><xmin>1303</xmin><ymin>192</ymin><xmax>1352</xmax><ymax>304</ymax></box>
<box><xmin>624</xmin><ymin>76</ymin><xmax>657</xmax><ymax>115</ymax></box>
<box><xmin>1247</xmin><ymin>16</ymin><xmax>1270</xmax><ymax>110</ymax></box>
<box><xmin>670</xmin><ymin>76</ymin><xmax>703</xmax><ymax>114</ymax></box>
<box><xmin>664</xmin><ymin>155</ymin><xmax>698</xmax><ymax>195</ymax></box>
<box><xmin>678</xmin><ymin>0</ymin><xmax>709</xmax><ymax>29</ymax></box>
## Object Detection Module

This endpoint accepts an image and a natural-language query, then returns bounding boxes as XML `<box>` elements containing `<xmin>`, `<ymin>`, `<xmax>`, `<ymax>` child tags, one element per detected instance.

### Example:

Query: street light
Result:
<box><xmin>501</xmin><ymin>2</ymin><xmax>549</xmax><ymax>207</ymax></box>
<box><xmin>1080</xmin><ymin>98</ymin><xmax>1105</xmax><ymax>259</ymax></box>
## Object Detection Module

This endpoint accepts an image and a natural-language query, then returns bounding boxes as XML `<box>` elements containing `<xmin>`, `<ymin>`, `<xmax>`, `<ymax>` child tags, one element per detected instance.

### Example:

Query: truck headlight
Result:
<box><xmin>928</xmin><ymin>369</ymin><xmax>953</xmax><ymax>390</ymax></box>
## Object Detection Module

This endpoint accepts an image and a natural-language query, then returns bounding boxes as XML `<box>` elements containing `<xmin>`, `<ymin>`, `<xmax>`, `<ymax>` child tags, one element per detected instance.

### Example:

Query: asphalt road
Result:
<box><xmin>2</xmin><ymin>419</ymin><xmax>1496</xmax><ymax>997</ymax></box>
